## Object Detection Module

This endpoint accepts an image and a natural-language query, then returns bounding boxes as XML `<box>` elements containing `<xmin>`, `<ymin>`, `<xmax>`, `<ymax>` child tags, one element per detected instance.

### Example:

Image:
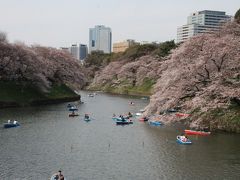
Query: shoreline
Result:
<box><xmin>0</xmin><ymin>95</ymin><xmax>80</xmax><ymax>109</ymax></box>
<box><xmin>85</xmin><ymin>88</ymin><xmax>152</xmax><ymax>97</ymax></box>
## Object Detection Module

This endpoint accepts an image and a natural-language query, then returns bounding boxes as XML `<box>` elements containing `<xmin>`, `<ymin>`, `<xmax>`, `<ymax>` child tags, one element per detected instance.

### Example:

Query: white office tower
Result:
<box><xmin>177</xmin><ymin>10</ymin><xmax>231</xmax><ymax>43</ymax></box>
<box><xmin>89</xmin><ymin>25</ymin><xmax>112</xmax><ymax>54</ymax></box>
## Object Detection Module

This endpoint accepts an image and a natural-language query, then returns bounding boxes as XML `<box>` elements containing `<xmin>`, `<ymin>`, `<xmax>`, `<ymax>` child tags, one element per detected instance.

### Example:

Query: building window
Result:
<box><xmin>92</xmin><ymin>40</ymin><xmax>95</xmax><ymax>47</ymax></box>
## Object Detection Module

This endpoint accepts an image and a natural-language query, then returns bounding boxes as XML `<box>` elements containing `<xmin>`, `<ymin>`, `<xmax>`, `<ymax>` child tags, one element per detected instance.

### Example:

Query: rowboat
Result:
<box><xmin>175</xmin><ymin>113</ymin><xmax>190</xmax><ymax>117</ymax></box>
<box><xmin>148</xmin><ymin>120</ymin><xmax>162</xmax><ymax>126</ymax></box>
<box><xmin>69</xmin><ymin>106</ymin><xmax>78</xmax><ymax>111</ymax></box>
<box><xmin>184</xmin><ymin>129</ymin><xmax>211</xmax><ymax>136</ymax></box>
<box><xmin>176</xmin><ymin>135</ymin><xmax>192</xmax><ymax>145</ymax></box>
<box><xmin>116</xmin><ymin>120</ymin><xmax>133</xmax><ymax>125</ymax></box>
<box><xmin>50</xmin><ymin>174</ymin><xmax>66</xmax><ymax>180</ymax></box>
<box><xmin>114</xmin><ymin>116</ymin><xmax>133</xmax><ymax>125</ymax></box>
<box><xmin>69</xmin><ymin>113</ymin><xmax>79</xmax><ymax>117</ymax></box>
<box><xmin>3</xmin><ymin>122</ymin><xmax>20</xmax><ymax>128</ymax></box>
<box><xmin>112</xmin><ymin>116</ymin><xmax>129</xmax><ymax>120</ymax></box>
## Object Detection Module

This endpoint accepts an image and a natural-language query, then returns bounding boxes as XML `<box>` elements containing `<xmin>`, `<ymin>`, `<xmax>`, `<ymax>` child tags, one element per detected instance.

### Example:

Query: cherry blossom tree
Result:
<box><xmin>0</xmin><ymin>40</ymin><xmax>87</xmax><ymax>92</ymax></box>
<box><xmin>144</xmin><ymin>22</ymin><xmax>240</xmax><ymax>131</ymax></box>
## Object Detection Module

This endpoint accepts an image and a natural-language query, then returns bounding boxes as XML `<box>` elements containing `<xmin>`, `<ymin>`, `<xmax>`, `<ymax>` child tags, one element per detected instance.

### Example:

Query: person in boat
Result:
<box><xmin>119</xmin><ymin>115</ymin><xmax>124</xmax><ymax>121</ymax></box>
<box><xmin>13</xmin><ymin>120</ymin><xmax>17</xmax><ymax>124</ymax></box>
<box><xmin>128</xmin><ymin>112</ymin><xmax>133</xmax><ymax>117</ymax></box>
<box><xmin>143</xmin><ymin>116</ymin><xmax>148</xmax><ymax>121</ymax></box>
<box><xmin>130</xmin><ymin>101</ymin><xmax>134</xmax><ymax>105</ymax></box>
<box><xmin>85</xmin><ymin>114</ymin><xmax>89</xmax><ymax>119</ymax></box>
<box><xmin>54</xmin><ymin>170</ymin><xmax>64</xmax><ymax>180</ymax></box>
<box><xmin>180</xmin><ymin>135</ymin><xmax>188</xmax><ymax>142</ymax></box>
<box><xmin>184</xmin><ymin>136</ymin><xmax>188</xmax><ymax>142</ymax></box>
<box><xmin>59</xmin><ymin>170</ymin><xmax>64</xmax><ymax>180</ymax></box>
<box><xmin>8</xmin><ymin>120</ymin><xmax>11</xmax><ymax>124</ymax></box>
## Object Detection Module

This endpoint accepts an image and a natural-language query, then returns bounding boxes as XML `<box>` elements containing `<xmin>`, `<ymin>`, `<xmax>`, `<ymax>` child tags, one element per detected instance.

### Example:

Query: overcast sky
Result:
<box><xmin>0</xmin><ymin>0</ymin><xmax>239</xmax><ymax>48</ymax></box>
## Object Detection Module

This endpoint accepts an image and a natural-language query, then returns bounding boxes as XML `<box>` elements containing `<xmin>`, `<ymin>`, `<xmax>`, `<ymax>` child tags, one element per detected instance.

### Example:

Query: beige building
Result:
<box><xmin>113</xmin><ymin>39</ymin><xmax>137</xmax><ymax>53</ymax></box>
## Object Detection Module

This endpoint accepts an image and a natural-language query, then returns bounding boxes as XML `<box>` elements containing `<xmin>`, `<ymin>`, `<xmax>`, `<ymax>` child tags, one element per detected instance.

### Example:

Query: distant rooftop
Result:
<box><xmin>191</xmin><ymin>10</ymin><xmax>226</xmax><ymax>16</ymax></box>
<box><xmin>199</xmin><ymin>10</ymin><xmax>226</xmax><ymax>15</ymax></box>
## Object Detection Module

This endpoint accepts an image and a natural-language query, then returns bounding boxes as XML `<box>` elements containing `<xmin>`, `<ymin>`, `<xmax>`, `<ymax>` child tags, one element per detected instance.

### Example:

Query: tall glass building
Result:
<box><xmin>89</xmin><ymin>25</ymin><xmax>112</xmax><ymax>54</ymax></box>
<box><xmin>79</xmin><ymin>44</ymin><xmax>88</xmax><ymax>60</ymax></box>
<box><xmin>177</xmin><ymin>10</ymin><xmax>232</xmax><ymax>43</ymax></box>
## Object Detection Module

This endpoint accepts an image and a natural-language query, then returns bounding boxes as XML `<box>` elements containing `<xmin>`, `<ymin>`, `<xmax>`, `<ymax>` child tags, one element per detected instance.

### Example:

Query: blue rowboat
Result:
<box><xmin>112</xmin><ymin>117</ymin><xmax>118</xmax><ymax>121</ymax></box>
<box><xmin>112</xmin><ymin>117</ymin><xmax>125</xmax><ymax>121</ymax></box>
<box><xmin>116</xmin><ymin>120</ymin><xmax>133</xmax><ymax>125</ymax></box>
<box><xmin>176</xmin><ymin>135</ymin><xmax>192</xmax><ymax>145</ymax></box>
<box><xmin>149</xmin><ymin>121</ymin><xmax>162</xmax><ymax>126</ymax></box>
<box><xmin>3</xmin><ymin>122</ymin><xmax>20</xmax><ymax>128</ymax></box>
<box><xmin>112</xmin><ymin>116</ymin><xmax>133</xmax><ymax>125</ymax></box>
<box><xmin>69</xmin><ymin>106</ymin><xmax>78</xmax><ymax>111</ymax></box>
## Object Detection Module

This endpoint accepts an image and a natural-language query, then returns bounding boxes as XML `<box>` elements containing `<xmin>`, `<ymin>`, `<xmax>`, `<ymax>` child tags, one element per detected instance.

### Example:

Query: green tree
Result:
<box><xmin>235</xmin><ymin>8</ymin><xmax>240</xmax><ymax>24</ymax></box>
<box><xmin>123</xmin><ymin>44</ymin><xmax>158</xmax><ymax>60</ymax></box>
<box><xmin>84</xmin><ymin>51</ymin><xmax>106</xmax><ymax>67</ymax></box>
<box><xmin>154</xmin><ymin>40</ymin><xmax>177</xmax><ymax>57</ymax></box>
<box><xmin>0</xmin><ymin>31</ymin><xmax>7</xmax><ymax>42</ymax></box>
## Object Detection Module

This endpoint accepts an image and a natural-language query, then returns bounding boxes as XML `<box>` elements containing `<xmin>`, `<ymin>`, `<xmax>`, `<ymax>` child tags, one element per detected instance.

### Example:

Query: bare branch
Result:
<box><xmin>211</xmin><ymin>53</ymin><xmax>227</xmax><ymax>72</ymax></box>
<box><xmin>219</xmin><ymin>53</ymin><xmax>227</xmax><ymax>71</ymax></box>
<box><xmin>204</xmin><ymin>65</ymin><xmax>210</xmax><ymax>79</ymax></box>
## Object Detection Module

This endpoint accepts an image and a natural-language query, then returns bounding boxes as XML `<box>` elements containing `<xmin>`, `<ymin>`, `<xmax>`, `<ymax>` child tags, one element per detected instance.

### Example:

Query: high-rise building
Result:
<box><xmin>79</xmin><ymin>44</ymin><xmax>88</xmax><ymax>60</ymax></box>
<box><xmin>113</xmin><ymin>39</ymin><xmax>138</xmax><ymax>53</ymax></box>
<box><xmin>70</xmin><ymin>44</ymin><xmax>79</xmax><ymax>60</ymax></box>
<box><xmin>177</xmin><ymin>10</ymin><xmax>231</xmax><ymax>43</ymax></box>
<box><xmin>89</xmin><ymin>25</ymin><xmax>112</xmax><ymax>54</ymax></box>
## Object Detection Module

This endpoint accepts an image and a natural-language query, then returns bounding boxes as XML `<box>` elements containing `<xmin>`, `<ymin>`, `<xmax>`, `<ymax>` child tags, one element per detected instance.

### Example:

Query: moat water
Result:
<box><xmin>0</xmin><ymin>91</ymin><xmax>240</xmax><ymax>180</ymax></box>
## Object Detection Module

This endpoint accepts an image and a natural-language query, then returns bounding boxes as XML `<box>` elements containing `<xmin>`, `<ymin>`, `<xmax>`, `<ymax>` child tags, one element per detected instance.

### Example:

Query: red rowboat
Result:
<box><xmin>184</xmin><ymin>129</ymin><xmax>211</xmax><ymax>136</ymax></box>
<box><xmin>176</xmin><ymin>113</ymin><xmax>190</xmax><ymax>117</ymax></box>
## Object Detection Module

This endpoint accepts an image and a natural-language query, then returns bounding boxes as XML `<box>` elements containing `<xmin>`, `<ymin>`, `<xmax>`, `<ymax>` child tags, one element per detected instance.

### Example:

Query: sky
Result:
<box><xmin>0</xmin><ymin>0</ymin><xmax>239</xmax><ymax>48</ymax></box>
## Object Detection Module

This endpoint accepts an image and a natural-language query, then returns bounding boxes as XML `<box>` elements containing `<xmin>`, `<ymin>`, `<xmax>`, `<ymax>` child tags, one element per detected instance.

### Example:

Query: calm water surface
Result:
<box><xmin>0</xmin><ymin>91</ymin><xmax>240</xmax><ymax>180</ymax></box>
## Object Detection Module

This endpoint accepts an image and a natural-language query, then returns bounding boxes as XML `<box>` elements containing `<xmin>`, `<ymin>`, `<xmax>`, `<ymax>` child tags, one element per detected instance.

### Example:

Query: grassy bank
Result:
<box><xmin>0</xmin><ymin>81</ymin><xmax>80</xmax><ymax>108</ymax></box>
<box><xmin>207</xmin><ymin>103</ymin><xmax>240</xmax><ymax>133</ymax></box>
<box><xmin>89</xmin><ymin>78</ymin><xmax>155</xmax><ymax>96</ymax></box>
<box><xmin>191</xmin><ymin>102</ymin><xmax>240</xmax><ymax>133</ymax></box>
